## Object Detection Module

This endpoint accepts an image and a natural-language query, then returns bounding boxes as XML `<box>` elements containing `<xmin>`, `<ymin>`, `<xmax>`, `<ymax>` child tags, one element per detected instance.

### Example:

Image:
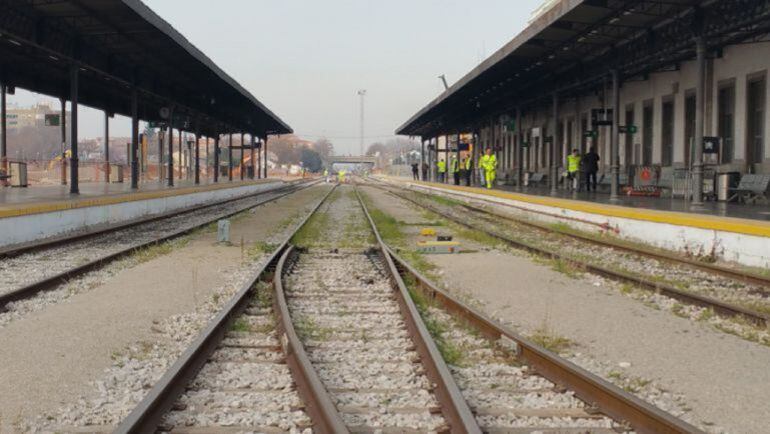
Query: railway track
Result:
<box><xmin>0</xmin><ymin>179</ymin><xmax>318</xmax><ymax>309</ymax></box>
<box><xmin>369</xmin><ymin>180</ymin><xmax>770</xmax><ymax>328</ymax></box>
<box><xmin>113</xmin><ymin>184</ymin><xmax>699</xmax><ymax>433</ymax></box>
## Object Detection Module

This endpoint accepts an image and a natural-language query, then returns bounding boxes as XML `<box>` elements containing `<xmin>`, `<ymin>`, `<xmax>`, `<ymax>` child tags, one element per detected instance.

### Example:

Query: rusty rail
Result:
<box><xmin>114</xmin><ymin>184</ymin><xmax>335</xmax><ymax>434</ymax></box>
<box><xmin>354</xmin><ymin>187</ymin><xmax>482</xmax><ymax>434</ymax></box>
<box><xmin>0</xmin><ymin>180</ymin><xmax>318</xmax><ymax>309</ymax></box>
<box><xmin>375</xmin><ymin>183</ymin><xmax>770</xmax><ymax>328</ymax></box>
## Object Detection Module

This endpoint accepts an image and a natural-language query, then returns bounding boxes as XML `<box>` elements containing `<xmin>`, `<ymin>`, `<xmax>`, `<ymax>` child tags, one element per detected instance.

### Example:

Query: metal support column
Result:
<box><xmin>228</xmin><ymin>133</ymin><xmax>233</xmax><ymax>181</ymax></box>
<box><xmin>240</xmin><ymin>132</ymin><xmax>245</xmax><ymax>181</ymax></box>
<box><xmin>692</xmin><ymin>36</ymin><xmax>706</xmax><ymax>207</ymax></box>
<box><xmin>0</xmin><ymin>83</ymin><xmax>7</xmax><ymax>184</ymax></box>
<box><xmin>419</xmin><ymin>137</ymin><xmax>425</xmax><ymax>181</ymax></box>
<box><xmin>69</xmin><ymin>65</ymin><xmax>79</xmax><ymax>194</ymax></box>
<box><xmin>455</xmin><ymin>133</ymin><xmax>461</xmax><ymax>185</ymax></box>
<box><xmin>194</xmin><ymin>133</ymin><xmax>200</xmax><ymax>185</ymax></box>
<box><xmin>167</xmin><ymin>124</ymin><xmax>174</xmax><ymax>187</ymax></box>
<box><xmin>130</xmin><ymin>87</ymin><xmax>139</xmax><ymax>190</ymax></box>
<box><xmin>178</xmin><ymin>129</ymin><xmax>183</xmax><ymax>181</ymax></box>
<box><xmin>104</xmin><ymin>111</ymin><xmax>110</xmax><ymax>182</ymax></box>
<box><xmin>157</xmin><ymin>124</ymin><xmax>163</xmax><ymax>183</ymax></box>
<box><xmin>263</xmin><ymin>136</ymin><xmax>268</xmax><ymax>178</ymax></box>
<box><xmin>257</xmin><ymin>139</ymin><xmax>262</xmax><ymax>179</ymax></box>
<box><xmin>60</xmin><ymin>97</ymin><xmax>67</xmax><ymax>185</ymax></box>
<box><xmin>250</xmin><ymin>135</ymin><xmax>256</xmax><ymax>179</ymax></box>
<box><xmin>205</xmin><ymin>137</ymin><xmax>210</xmax><ymax>182</ymax></box>
<box><xmin>550</xmin><ymin>92</ymin><xmax>558</xmax><ymax>195</ymax></box>
<box><xmin>214</xmin><ymin>136</ymin><xmax>220</xmax><ymax>183</ymax></box>
<box><xmin>610</xmin><ymin>69</ymin><xmax>621</xmax><ymax>202</ymax></box>
<box><xmin>515</xmin><ymin>107</ymin><xmax>523</xmax><ymax>190</ymax></box>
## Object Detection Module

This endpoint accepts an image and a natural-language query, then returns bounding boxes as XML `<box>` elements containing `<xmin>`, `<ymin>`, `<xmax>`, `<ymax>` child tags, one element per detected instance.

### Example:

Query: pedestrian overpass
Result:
<box><xmin>328</xmin><ymin>156</ymin><xmax>377</xmax><ymax>171</ymax></box>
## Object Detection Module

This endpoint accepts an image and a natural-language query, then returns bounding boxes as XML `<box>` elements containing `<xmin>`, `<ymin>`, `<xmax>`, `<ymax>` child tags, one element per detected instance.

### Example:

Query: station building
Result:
<box><xmin>398</xmin><ymin>0</ymin><xmax>770</xmax><ymax>204</ymax></box>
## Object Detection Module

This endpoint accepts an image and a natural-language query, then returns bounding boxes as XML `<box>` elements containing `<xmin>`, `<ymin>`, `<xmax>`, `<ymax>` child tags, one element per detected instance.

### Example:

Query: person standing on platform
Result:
<box><xmin>451</xmin><ymin>155</ymin><xmax>460</xmax><ymax>185</ymax></box>
<box><xmin>462</xmin><ymin>154</ymin><xmax>472</xmax><ymax>186</ymax></box>
<box><xmin>477</xmin><ymin>156</ymin><xmax>485</xmax><ymax>187</ymax></box>
<box><xmin>583</xmin><ymin>147</ymin><xmax>600</xmax><ymax>192</ymax></box>
<box><xmin>480</xmin><ymin>147</ymin><xmax>497</xmax><ymax>189</ymax></box>
<box><xmin>411</xmin><ymin>162</ymin><xmax>419</xmax><ymax>180</ymax></box>
<box><xmin>437</xmin><ymin>159</ymin><xmax>446</xmax><ymax>183</ymax></box>
<box><xmin>566</xmin><ymin>149</ymin><xmax>581</xmax><ymax>192</ymax></box>
<box><xmin>421</xmin><ymin>162</ymin><xmax>429</xmax><ymax>181</ymax></box>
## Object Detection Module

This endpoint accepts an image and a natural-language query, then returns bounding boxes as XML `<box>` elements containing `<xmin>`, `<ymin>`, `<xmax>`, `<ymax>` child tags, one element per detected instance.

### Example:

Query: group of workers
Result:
<box><xmin>433</xmin><ymin>147</ymin><xmax>498</xmax><ymax>189</ymax></box>
<box><xmin>565</xmin><ymin>147</ymin><xmax>601</xmax><ymax>192</ymax></box>
<box><xmin>427</xmin><ymin>145</ymin><xmax>600</xmax><ymax>192</ymax></box>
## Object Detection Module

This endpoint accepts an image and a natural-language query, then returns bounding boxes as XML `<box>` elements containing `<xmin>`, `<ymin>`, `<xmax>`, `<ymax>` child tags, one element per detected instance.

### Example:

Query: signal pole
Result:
<box><xmin>357</xmin><ymin>89</ymin><xmax>366</xmax><ymax>156</ymax></box>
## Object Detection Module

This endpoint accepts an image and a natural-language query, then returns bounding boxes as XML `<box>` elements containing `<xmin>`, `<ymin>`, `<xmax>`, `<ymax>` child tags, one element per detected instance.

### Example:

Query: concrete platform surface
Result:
<box><xmin>0</xmin><ymin>179</ymin><xmax>275</xmax><ymax>218</ymax></box>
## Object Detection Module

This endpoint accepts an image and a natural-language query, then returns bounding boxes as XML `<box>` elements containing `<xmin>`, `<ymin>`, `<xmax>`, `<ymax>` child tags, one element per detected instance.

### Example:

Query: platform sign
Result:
<box><xmin>521</xmin><ymin>141</ymin><xmax>530</xmax><ymax>148</ymax></box>
<box><xmin>703</xmin><ymin>137</ymin><xmax>720</xmax><ymax>154</ymax></box>
<box><xmin>503</xmin><ymin>119</ymin><xmax>516</xmax><ymax>132</ymax></box>
<box><xmin>619</xmin><ymin>125</ymin><xmax>637</xmax><ymax>134</ymax></box>
<box><xmin>583</xmin><ymin>130</ymin><xmax>599</xmax><ymax>139</ymax></box>
<box><xmin>543</xmin><ymin>136</ymin><xmax>553</xmax><ymax>144</ymax></box>
<box><xmin>44</xmin><ymin>114</ymin><xmax>60</xmax><ymax>126</ymax></box>
<box><xmin>591</xmin><ymin>108</ymin><xmax>613</xmax><ymax>126</ymax></box>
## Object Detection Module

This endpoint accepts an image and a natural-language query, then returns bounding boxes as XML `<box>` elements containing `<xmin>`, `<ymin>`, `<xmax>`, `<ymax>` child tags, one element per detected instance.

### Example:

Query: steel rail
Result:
<box><xmin>451</xmin><ymin>193</ymin><xmax>770</xmax><ymax>290</ymax></box>
<box><xmin>0</xmin><ymin>180</ymin><xmax>318</xmax><ymax>309</ymax></box>
<box><xmin>373</xmin><ymin>182</ymin><xmax>770</xmax><ymax>328</ymax></box>
<box><xmin>273</xmin><ymin>246</ymin><xmax>351</xmax><ymax>434</ymax></box>
<box><xmin>0</xmin><ymin>179</ymin><xmax>310</xmax><ymax>258</ymax></box>
<box><xmin>353</xmin><ymin>187</ymin><xmax>482</xmax><ymax>434</ymax></box>
<box><xmin>114</xmin><ymin>184</ymin><xmax>336</xmax><ymax>434</ymax></box>
<box><xmin>382</xmin><ymin>245</ymin><xmax>703</xmax><ymax>434</ymax></box>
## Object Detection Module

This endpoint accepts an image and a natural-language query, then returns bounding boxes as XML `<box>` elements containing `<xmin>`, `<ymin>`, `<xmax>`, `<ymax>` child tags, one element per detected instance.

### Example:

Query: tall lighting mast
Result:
<box><xmin>357</xmin><ymin>89</ymin><xmax>366</xmax><ymax>156</ymax></box>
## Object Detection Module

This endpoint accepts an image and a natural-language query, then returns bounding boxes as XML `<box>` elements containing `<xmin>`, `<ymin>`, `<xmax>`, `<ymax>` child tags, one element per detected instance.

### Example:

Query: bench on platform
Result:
<box><xmin>527</xmin><ymin>172</ymin><xmax>546</xmax><ymax>186</ymax></box>
<box><xmin>728</xmin><ymin>174</ymin><xmax>770</xmax><ymax>204</ymax></box>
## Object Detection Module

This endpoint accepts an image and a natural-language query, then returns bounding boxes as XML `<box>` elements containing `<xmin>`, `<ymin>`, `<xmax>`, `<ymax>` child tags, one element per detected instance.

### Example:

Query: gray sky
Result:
<box><xmin>12</xmin><ymin>0</ymin><xmax>541</xmax><ymax>155</ymax></box>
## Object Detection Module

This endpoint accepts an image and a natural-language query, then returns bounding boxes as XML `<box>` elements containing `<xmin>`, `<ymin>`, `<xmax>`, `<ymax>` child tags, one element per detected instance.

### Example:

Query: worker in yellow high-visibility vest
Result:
<box><xmin>450</xmin><ymin>155</ymin><xmax>460</xmax><ymax>185</ymax></box>
<box><xmin>566</xmin><ymin>148</ymin><xmax>581</xmax><ymax>191</ymax></box>
<box><xmin>480</xmin><ymin>147</ymin><xmax>497</xmax><ymax>189</ymax></box>
<box><xmin>463</xmin><ymin>154</ymin><xmax>473</xmax><ymax>186</ymax></box>
<box><xmin>437</xmin><ymin>159</ymin><xmax>447</xmax><ymax>183</ymax></box>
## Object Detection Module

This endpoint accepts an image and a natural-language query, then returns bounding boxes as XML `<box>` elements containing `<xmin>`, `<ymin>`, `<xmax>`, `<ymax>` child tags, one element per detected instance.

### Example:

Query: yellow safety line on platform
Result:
<box><xmin>0</xmin><ymin>179</ymin><xmax>274</xmax><ymax>219</ymax></box>
<box><xmin>407</xmin><ymin>180</ymin><xmax>770</xmax><ymax>238</ymax></box>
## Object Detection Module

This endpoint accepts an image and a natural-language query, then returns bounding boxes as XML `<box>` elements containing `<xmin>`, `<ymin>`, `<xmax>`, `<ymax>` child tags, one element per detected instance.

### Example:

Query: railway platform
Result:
<box><xmin>380</xmin><ymin>176</ymin><xmax>770</xmax><ymax>268</ymax></box>
<box><xmin>0</xmin><ymin>178</ymin><xmax>290</xmax><ymax>251</ymax></box>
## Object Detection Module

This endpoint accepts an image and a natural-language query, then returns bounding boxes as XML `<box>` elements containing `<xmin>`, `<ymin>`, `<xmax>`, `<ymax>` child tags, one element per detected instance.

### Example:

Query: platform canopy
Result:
<box><xmin>0</xmin><ymin>0</ymin><xmax>291</xmax><ymax>137</ymax></box>
<box><xmin>397</xmin><ymin>0</ymin><xmax>770</xmax><ymax>138</ymax></box>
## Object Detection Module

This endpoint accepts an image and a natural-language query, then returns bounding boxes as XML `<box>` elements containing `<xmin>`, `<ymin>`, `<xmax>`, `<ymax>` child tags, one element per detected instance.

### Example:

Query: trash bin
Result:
<box><xmin>10</xmin><ymin>162</ymin><xmax>28</xmax><ymax>187</ymax></box>
<box><xmin>717</xmin><ymin>172</ymin><xmax>740</xmax><ymax>201</ymax></box>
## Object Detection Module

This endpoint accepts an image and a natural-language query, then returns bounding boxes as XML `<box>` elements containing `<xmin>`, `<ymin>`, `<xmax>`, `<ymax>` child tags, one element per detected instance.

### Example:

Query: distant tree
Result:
<box><xmin>313</xmin><ymin>138</ymin><xmax>334</xmax><ymax>160</ymax></box>
<box><xmin>300</xmin><ymin>148</ymin><xmax>323</xmax><ymax>172</ymax></box>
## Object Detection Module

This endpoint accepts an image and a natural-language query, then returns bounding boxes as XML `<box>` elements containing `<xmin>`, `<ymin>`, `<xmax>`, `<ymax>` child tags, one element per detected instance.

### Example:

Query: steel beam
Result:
<box><xmin>610</xmin><ymin>70</ymin><xmax>621</xmax><ymax>202</ymax></box>
<box><xmin>240</xmin><ymin>132</ymin><xmax>245</xmax><ymax>181</ymax></box>
<box><xmin>167</xmin><ymin>124</ymin><xmax>174</xmax><ymax>187</ymax></box>
<box><xmin>130</xmin><ymin>86</ymin><xmax>139</xmax><ymax>190</ymax></box>
<box><xmin>60</xmin><ymin>97</ymin><xmax>67</xmax><ymax>186</ymax></box>
<box><xmin>250</xmin><ymin>135</ymin><xmax>256</xmax><ymax>179</ymax></box>
<box><xmin>228</xmin><ymin>133</ymin><xmax>233</xmax><ymax>181</ymax></box>
<box><xmin>214</xmin><ymin>136</ymin><xmax>220</xmax><ymax>183</ymax></box>
<box><xmin>194</xmin><ymin>133</ymin><xmax>200</xmax><ymax>185</ymax></box>
<box><xmin>550</xmin><ymin>92</ymin><xmax>558</xmax><ymax>196</ymax></box>
<box><xmin>157</xmin><ymin>123</ymin><xmax>163</xmax><ymax>184</ymax></box>
<box><xmin>104</xmin><ymin>111</ymin><xmax>110</xmax><ymax>183</ymax></box>
<box><xmin>419</xmin><ymin>137</ymin><xmax>425</xmax><ymax>181</ymax></box>
<box><xmin>263</xmin><ymin>136</ymin><xmax>268</xmax><ymax>178</ymax></box>
<box><xmin>515</xmin><ymin>107</ymin><xmax>523</xmax><ymax>190</ymax></box>
<box><xmin>69</xmin><ymin>65</ymin><xmax>79</xmax><ymax>194</ymax></box>
<box><xmin>691</xmin><ymin>36</ymin><xmax>706</xmax><ymax>207</ymax></box>
<box><xmin>0</xmin><ymin>83</ymin><xmax>7</xmax><ymax>185</ymax></box>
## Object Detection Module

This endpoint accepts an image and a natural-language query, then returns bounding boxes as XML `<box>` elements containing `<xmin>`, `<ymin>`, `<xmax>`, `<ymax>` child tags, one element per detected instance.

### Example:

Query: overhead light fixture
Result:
<box><xmin>8</xmin><ymin>39</ymin><xmax>22</xmax><ymax>46</ymax></box>
<box><xmin>48</xmin><ymin>55</ymin><xmax>59</xmax><ymax>61</ymax></box>
<box><xmin>609</xmin><ymin>17</ymin><xmax>620</xmax><ymax>24</ymax></box>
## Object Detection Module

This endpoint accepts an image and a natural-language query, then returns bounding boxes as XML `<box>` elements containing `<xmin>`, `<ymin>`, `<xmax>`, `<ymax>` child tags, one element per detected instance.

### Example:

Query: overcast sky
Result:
<box><xmin>12</xmin><ymin>0</ymin><xmax>542</xmax><ymax>155</ymax></box>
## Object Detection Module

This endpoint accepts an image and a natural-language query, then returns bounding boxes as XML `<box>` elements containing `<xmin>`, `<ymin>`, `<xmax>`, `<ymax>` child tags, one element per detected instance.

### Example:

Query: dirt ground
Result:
<box><xmin>360</xmin><ymin>184</ymin><xmax>770</xmax><ymax>434</ymax></box>
<box><xmin>0</xmin><ymin>185</ymin><xmax>330</xmax><ymax>430</ymax></box>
